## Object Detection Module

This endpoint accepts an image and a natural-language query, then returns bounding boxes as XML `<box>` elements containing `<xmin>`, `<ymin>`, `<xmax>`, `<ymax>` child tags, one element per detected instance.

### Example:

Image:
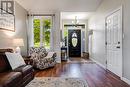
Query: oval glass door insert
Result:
<box><xmin>72</xmin><ymin>33</ymin><xmax>78</xmax><ymax>47</ymax></box>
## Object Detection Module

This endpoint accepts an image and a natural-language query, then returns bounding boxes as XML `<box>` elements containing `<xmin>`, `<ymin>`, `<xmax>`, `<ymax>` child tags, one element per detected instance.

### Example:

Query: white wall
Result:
<box><xmin>88</xmin><ymin>0</ymin><xmax>130</xmax><ymax>80</ymax></box>
<box><xmin>53</xmin><ymin>11</ymin><xmax>61</xmax><ymax>63</ymax></box>
<box><xmin>0</xmin><ymin>2</ymin><xmax>28</xmax><ymax>56</ymax></box>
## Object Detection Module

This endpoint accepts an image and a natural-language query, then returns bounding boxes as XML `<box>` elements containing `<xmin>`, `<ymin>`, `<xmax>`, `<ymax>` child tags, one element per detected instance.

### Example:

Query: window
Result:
<box><xmin>33</xmin><ymin>19</ymin><xmax>40</xmax><ymax>47</ymax></box>
<box><xmin>33</xmin><ymin>16</ymin><xmax>52</xmax><ymax>49</ymax></box>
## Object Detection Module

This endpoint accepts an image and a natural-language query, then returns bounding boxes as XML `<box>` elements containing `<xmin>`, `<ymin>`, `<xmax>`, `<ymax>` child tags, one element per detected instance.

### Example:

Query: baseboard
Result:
<box><xmin>56</xmin><ymin>61</ymin><xmax>61</xmax><ymax>63</ymax></box>
<box><xmin>122</xmin><ymin>77</ymin><xmax>130</xmax><ymax>85</ymax></box>
<box><xmin>90</xmin><ymin>58</ymin><xmax>106</xmax><ymax>69</ymax></box>
<box><xmin>56</xmin><ymin>60</ymin><xmax>61</xmax><ymax>63</ymax></box>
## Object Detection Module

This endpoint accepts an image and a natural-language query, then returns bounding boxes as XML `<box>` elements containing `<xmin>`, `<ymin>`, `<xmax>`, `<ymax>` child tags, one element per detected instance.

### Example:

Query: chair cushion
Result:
<box><xmin>13</xmin><ymin>65</ymin><xmax>33</xmax><ymax>77</ymax></box>
<box><xmin>31</xmin><ymin>52</ymin><xmax>46</xmax><ymax>60</ymax></box>
<box><xmin>0</xmin><ymin>72</ymin><xmax>22</xmax><ymax>87</ymax></box>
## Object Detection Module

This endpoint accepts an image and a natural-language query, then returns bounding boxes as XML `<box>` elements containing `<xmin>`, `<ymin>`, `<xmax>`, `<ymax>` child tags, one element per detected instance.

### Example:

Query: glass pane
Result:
<box><xmin>33</xmin><ymin>19</ymin><xmax>40</xmax><ymax>47</ymax></box>
<box><xmin>82</xmin><ymin>31</ymin><xmax>85</xmax><ymax>52</ymax></box>
<box><xmin>64</xmin><ymin>27</ymin><xmax>68</xmax><ymax>37</ymax></box>
<box><xmin>72</xmin><ymin>33</ymin><xmax>78</xmax><ymax>47</ymax></box>
<box><xmin>42</xmin><ymin>16</ymin><xmax>52</xmax><ymax>49</ymax></box>
<box><xmin>64</xmin><ymin>26</ymin><xmax>68</xmax><ymax>46</ymax></box>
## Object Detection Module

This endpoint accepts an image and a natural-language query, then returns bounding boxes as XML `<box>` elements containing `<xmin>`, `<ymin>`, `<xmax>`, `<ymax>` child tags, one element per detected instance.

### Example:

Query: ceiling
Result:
<box><xmin>15</xmin><ymin>0</ymin><xmax>103</xmax><ymax>13</ymax></box>
<box><xmin>61</xmin><ymin>12</ymin><xmax>94</xmax><ymax>20</ymax></box>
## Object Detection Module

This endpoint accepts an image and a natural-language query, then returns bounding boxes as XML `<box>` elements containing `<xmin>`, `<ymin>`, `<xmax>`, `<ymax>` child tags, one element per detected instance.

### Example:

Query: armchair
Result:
<box><xmin>29</xmin><ymin>47</ymin><xmax>56</xmax><ymax>70</ymax></box>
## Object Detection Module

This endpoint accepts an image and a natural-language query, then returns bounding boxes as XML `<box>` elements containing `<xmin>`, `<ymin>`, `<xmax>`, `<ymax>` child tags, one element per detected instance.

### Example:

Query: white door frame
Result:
<box><xmin>105</xmin><ymin>6</ymin><xmax>123</xmax><ymax>78</ymax></box>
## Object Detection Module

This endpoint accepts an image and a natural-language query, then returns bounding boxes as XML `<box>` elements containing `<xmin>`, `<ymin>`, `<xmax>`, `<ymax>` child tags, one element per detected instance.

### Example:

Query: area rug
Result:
<box><xmin>26</xmin><ymin>77</ymin><xmax>88</xmax><ymax>87</ymax></box>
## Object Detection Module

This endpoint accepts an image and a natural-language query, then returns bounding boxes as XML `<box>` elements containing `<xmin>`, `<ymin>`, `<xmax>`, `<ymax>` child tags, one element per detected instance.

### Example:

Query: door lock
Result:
<box><xmin>116</xmin><ymin>46</ymin><xmax>120</xmax><ymax>48</ymax></box>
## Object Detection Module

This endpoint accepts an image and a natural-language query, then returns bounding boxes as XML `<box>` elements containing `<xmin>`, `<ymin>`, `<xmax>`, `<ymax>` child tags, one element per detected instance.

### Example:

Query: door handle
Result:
<box><xmin>118</xmin><ymin>42</ymin><xmax>120</xmax><ymax>44</ymax></box>
<box><xmin>116</xmin><ymin>46</ymin><xmax>120</xmax><ymax>48</ymax></box>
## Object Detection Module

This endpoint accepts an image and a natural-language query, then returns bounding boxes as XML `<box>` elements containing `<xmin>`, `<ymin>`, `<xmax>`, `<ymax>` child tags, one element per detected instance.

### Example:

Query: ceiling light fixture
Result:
<box><xmin>72</xmin><ymin>16</ymin><xmax>79</xmax><ymax>26</ymax></box>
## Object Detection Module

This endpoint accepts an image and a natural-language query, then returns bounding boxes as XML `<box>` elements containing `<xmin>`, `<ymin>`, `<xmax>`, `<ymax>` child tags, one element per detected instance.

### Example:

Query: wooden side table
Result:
<box><xmin>23</xmin><ymin>56</ymin><xmax>33</xmax><ymax>65</ymax></box>
<box><xmin>82</xmin><ymin>52</ymin><xmax>89</xmax><ymax>59</ymax></box>
<box><xmin>61</xmin><ymin>46</ymin><xmax>67</xmax><ymax>61</ymax></box>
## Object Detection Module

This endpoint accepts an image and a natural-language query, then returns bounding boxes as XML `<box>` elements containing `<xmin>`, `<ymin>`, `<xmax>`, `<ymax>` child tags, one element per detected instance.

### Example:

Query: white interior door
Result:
<box><xmin>106</xmin><ymin>8</ymin><xmax>122</xmax><ymax>77</ymax></box>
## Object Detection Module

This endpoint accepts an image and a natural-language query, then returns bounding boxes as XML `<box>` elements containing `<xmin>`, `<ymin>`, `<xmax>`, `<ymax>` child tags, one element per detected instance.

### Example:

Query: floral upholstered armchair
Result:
<box><xmin>29</xmin><ymin>47</ymin><xmax>56</xmax><ymax>70</ymax></box>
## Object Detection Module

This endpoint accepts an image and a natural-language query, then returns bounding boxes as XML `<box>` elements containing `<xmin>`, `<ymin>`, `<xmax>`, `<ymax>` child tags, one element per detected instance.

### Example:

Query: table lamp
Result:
<box><xmin>13</xmin><ymin>38</ymin><xmax>24</xmax><ymax>54</ymax></box>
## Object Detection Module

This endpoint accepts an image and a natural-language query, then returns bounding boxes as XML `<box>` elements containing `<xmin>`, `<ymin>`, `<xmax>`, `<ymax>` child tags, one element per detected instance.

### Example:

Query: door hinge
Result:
<box><xmin>106</xmin><ymin>60</ymin><xmax>107</xmax><ymax>65</ymax></box>
<box><xmin>105</xmin><ymin>42</ymin><xmax>107</xmax><ymax>45</ymax></box>
<box><xmin>105</xmin><ymin>23</ymin><xmax>107</xmax><ymax>26</ymax></box>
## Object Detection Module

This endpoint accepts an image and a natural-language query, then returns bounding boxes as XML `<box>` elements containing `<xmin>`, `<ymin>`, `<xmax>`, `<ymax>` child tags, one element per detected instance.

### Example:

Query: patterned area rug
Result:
<box><xmin>26</xmin><ymin>77</ymin><xmax>88</xmax><ymax>87</ymax></box>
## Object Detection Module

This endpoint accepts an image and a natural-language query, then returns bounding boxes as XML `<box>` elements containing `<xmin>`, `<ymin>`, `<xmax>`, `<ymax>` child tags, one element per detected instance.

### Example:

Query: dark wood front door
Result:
<box><xmin>68</xmin><ymin>29</ymin><xmax>81</xmax><ymax>57</ymax></box>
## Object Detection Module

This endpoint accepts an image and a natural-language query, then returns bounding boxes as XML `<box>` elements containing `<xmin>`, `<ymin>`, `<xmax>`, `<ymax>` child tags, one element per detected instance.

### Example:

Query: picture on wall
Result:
<box><xmin>0</xmin><ymin>1</ymin><xmax>15</xmax><ymax>31</ymax></box>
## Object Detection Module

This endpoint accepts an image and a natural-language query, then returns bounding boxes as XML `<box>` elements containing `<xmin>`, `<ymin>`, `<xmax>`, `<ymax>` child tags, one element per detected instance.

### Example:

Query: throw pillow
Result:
<box><xmin>44</xmin><ymin>52</ymin><xmax>55</xmax><ymax>58</ymax></box>
<box><xmin>5</xmin><ymin>52</ymin><xmax>26</xmax><ymax>70</ymax></box>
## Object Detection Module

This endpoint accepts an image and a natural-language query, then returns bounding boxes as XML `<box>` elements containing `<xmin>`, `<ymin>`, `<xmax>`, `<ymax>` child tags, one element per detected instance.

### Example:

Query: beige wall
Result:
<box><xmin>88</xmin><ymin>0</ymin><xmax>130</xmax><ymax>80</ymax></box>
<box><xmin>0</xmin><ymin>2</ymin><xmax>28</xmax><ymax>56</ymax></box>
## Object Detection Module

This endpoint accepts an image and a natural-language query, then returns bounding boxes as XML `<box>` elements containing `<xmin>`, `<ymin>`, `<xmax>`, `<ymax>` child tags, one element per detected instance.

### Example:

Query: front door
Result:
<box><xmin>106</xmin><ymin>8</ymin><xmax>122</xmax><ymax>77</ymax></box>
<box><xmin>68</xmin><ymin>29</ymin><xmax>81</xmax><ymax>57</ymax></box>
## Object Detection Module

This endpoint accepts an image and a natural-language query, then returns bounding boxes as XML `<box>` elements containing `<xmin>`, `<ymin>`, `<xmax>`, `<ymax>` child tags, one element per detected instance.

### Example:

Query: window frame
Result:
<box><xmin>33</xmin><ymin>15</ymin><xmax>53</xmax><ymax>49</ymax></box>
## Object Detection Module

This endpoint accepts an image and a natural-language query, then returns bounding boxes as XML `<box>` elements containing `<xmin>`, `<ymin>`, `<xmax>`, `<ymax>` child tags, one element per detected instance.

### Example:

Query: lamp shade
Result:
<box><xmin>13</xmin><ymin>38</ymin><xmax>24</xmax><ymax>46</ymax></box>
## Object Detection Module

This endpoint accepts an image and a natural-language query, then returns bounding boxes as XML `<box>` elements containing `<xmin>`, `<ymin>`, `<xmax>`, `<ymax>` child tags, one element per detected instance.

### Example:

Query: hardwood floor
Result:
<box><xmin>35</xmin><ymin>58</ymin><xmax>130</xmax><ymax>87</ymax></box>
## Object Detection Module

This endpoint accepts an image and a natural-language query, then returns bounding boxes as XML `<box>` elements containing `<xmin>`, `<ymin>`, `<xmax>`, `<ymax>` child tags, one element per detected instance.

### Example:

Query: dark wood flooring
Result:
<box><xmin>35</xmin><ymin>59</ymin><xmax>130</xmax><ymax>87</ymax></box>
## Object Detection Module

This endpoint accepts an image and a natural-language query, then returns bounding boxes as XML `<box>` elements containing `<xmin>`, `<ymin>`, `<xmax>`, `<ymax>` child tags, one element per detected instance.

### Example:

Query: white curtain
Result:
<box><xmin>27</xmin><ymin>14</ymin><xmax>34</xmax><ymax>48</ymax></box>
<box><xmin>53</xmin><ymin>12</ymin><xmax>61</xmax><ymax>63</ymax></box>
<box><xmin>50</xmin><ymin>15</ymin><xmax>55</xmax><ymax>51</ymax></box>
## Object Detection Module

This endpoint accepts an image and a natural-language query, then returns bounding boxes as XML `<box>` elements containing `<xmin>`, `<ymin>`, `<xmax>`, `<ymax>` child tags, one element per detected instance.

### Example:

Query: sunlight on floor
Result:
<box><xmin>67</xmin><ymin>58</ymin><xmax>95</xmax><ymax>64</ymax></box>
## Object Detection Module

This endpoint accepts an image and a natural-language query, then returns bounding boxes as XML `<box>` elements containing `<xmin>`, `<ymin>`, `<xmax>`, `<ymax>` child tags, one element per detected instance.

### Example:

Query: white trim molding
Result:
<box><xmin>122</xmin><ymin>77</ymin><xmax>130</xmax><ymax>85</ymax></box>
<box><xmin>91</xmin><ymin>58</ymin><xmax>106</xmax><ymax>69</ymax></box>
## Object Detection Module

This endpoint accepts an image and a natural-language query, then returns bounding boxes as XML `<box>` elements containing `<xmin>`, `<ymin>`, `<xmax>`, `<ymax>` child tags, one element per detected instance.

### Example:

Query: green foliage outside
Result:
<box><xmin>63</xmin><ymin>26</ymin><xmax>68</xmax><ymax>46</ymax></box>
<box><xmin>33</xmin><ymin>18</ymin><xmax>51</xmax><ymax>48</ymax></box>
<box><xmin>34</xmin><ymin>19</ymin><xmax>40</xmax><ymax>47</ymax></box>
<box><xmin>43</xmin><ymin>19</ymin><xmax>51</xmax><ymax>49</ymax></box>
<box><xmin>64</xmin><ymin>26</ymin><xmax>68</xmax><ymax>38</ymax></box>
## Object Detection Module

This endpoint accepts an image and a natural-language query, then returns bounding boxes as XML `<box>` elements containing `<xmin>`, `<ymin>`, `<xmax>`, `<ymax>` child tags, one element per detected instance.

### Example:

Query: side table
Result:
<box><xmin>61</xmin><ymin>46</ymin><xmax>68</xmax><ymax>61</ymax></box>
<box><xmin>23</xmin><ymin>56</ymin><xmax>33</xmax><ymax>65</ymax></box>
